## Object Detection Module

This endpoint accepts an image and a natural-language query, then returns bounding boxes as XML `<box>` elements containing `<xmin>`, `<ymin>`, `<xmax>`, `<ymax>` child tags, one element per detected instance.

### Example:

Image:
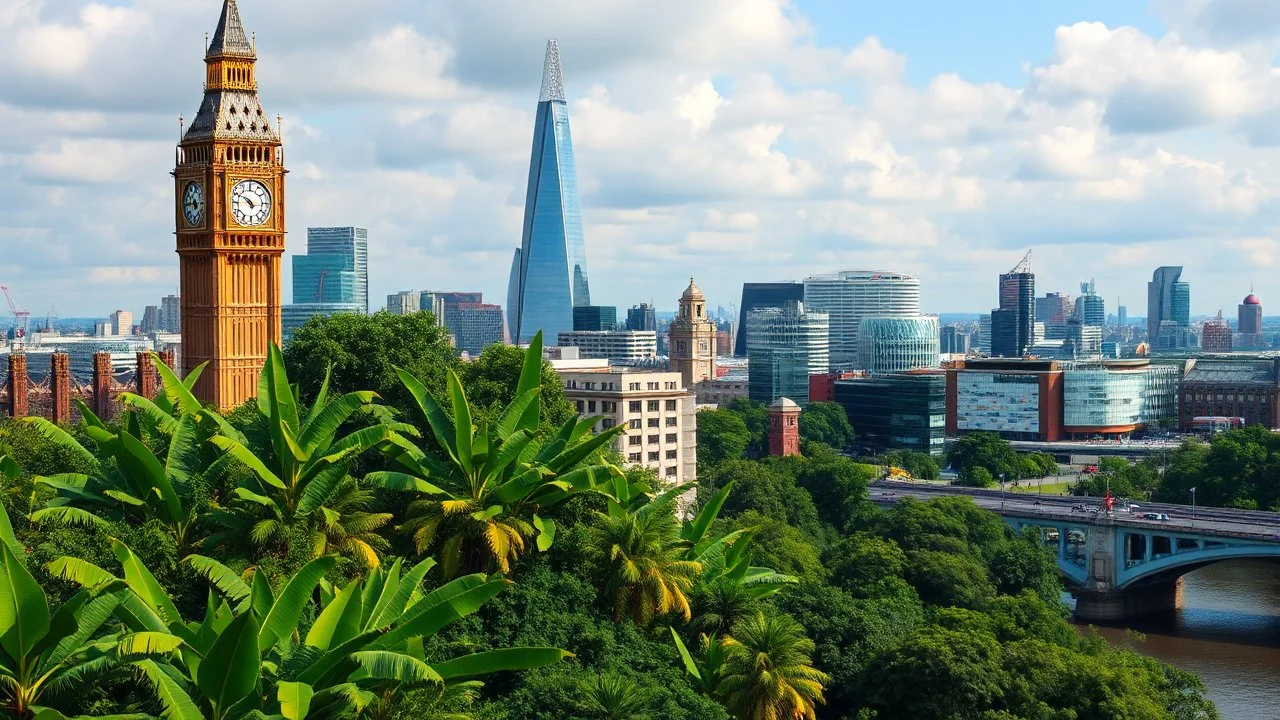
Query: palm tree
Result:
<box><xmin>719</xmin><ymin>613</ymin><xmax>828</xmax><ymax>720</ymax></box>
<box><xmin>577</xmin><ymin>673</ymin><xmax>652</xmax><ymax>720</ymax></box>
<box><xmin>590</xmin><ymin>492</ymin><xmax>702</xmax><ymax>626</ymax></box>
<box><xmin>692</xmin><ymin>580</ymin><xmax>758</xmax><ymax>637</ymax></box>
<box><xmin>206</xmin><ymin>345</ymin><xmax>412</xmax><ymax>566</ymax></box>
<box><xmin>382</xmin><ymin>332</ymin><xmax>624</xmax><ymax>578</ymax></box>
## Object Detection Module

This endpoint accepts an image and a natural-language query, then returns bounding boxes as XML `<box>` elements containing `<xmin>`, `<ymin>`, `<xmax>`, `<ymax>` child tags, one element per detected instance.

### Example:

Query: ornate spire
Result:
<box><xmin>539</xmin><ymin>39</ymin><xmax>566</xmax><ymax>103</ymax></box>
<box><xmin>208</xmin><ymin>0</ymin><xmax>255</xmax><ymax>58</ymax></box>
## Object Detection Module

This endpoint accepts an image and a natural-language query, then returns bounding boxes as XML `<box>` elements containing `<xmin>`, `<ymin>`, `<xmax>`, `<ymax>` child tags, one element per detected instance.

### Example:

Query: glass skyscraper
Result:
<box><xmin>1147</xmin><ymin>266</ymin><xmax>1193</xmax><ymax>350</ymax></box>
<box><xmin>857</xmin><ymin>316</ymin><xmax>940</xmax><ymax>374</ymax></box>
<box><xmin>803</xmin><ymin>270</ymin><xmax>921</xmax><ymax>369</ymax></box>
<box><xmin>735</xmin><ymin>282</ymin><xmax>805</xmax><ymax>357</ymax></box>
<box><xmin>305</xmin><ymin>227</ymin><xmax>369</xmax><ymax>315</ymax></box>
<box><xmin>507</xmin><ymin>40</ymin><xmax>591</xmax><ymax>344</ymax></box>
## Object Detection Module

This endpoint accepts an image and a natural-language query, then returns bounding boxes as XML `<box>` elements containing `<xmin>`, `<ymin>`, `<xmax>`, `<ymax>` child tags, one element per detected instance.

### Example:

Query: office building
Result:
<box><xmin>141</xmin><ymin>306</ymin><xmax>160</xmax><ymax>334</ymax></box>
<box><xmin>294</xmin><ymin>254</ymin><xmax>357</xmax><ymax>305</ymax></box>
<box><xmin>1239</xmin><ymin>293</ymin><xmax>1263</xmax><ymax>348</ymax></box>
<box><xmin>947</xmin><ymin>359</ymin><xmax>1064</xmax><ymax>442</ymax></box>
<box><xmin>1118</xmin><ymin>305</ymin><xmax>1128</xmax><ymax>328</ymax></box>
<box><xmin>1201</xmin><ymin>315</ymin><xmax>1233</xmax><ymax>353</ymax></box>
<box><xmin>574</xmin><ymin>305</ymin><xmax>618</xmax><ymax>332</ymax></box>
<box><xmin>978</xmin><ymin>314</ymin><xmax>992</xmax><ymax>354</ymax></box>
<box><xmin>940</xmin><ymin>325</ymin><xmax>970</xmax><ymax>355</ymax></box>
<box><xmin>556</xmin><ymin>331</ymin><xmax>658</xmax><ymax>364</ymax></box>
<box><xmin>1062</xmin><ymin>361</ymin><xmax>1179</xmax><ymax>437</ymax></box>
<box><xmin>991</xmin><ymin>256</ymin><xmax>1035</xmax><ymax>358</ymax></box>
<box><xmin>425</xmin><ymin>291</ymin><xmax>484</xmax><ymax>308</ymax></box>
<box><xmin>282</xmin><ymin>303</ymin><xmax>359</xmax><ymax>342</ymax></box>
<box><xmin>1063</xmin><ymin>318</ymin><xmax>1103</xmax><ymax>358</ymax></box>
<box><xmin>1179</xmin><ymin>358</ymin><xmax>1280</xmax><ymax>430</ymax></box>
<box><xmin>1036</xmin><ymin>292</ymin><xmax>1073</xmax><ymax>325</ymax></box>
<box><xmin>668</xmin><ymin>278</ymin><xmax>718</xmax><ymax>388</ymax></box>
<box><xmin>387</xmin><ymin>291</ymin><xmax>422</xmax><ymax>316</ymax></box>
<box><xmin>626</xmin><ymin>304</ymin><xmax>657</xmax><ymax>333</ymax></box>
<box><xmin>306</xmin><ymin>228</ymin><xmax>369</xmax><ymax>314</ymax></box>
<box><xmin>735</xmin><ymin>282</ymin><xmax>805</xmax><ymax>357</ymax></box>
<box><xmin>110</xmin><ymin>310</ymin><xmax>134</xmax><ymax>337</ymax></box>
<box><xmin>836</xmin><ymin>373</ymin><xmax>946</xmax><ymax>455</ymax></box>
<box><xmin>1075</xmin><ymin>280</ymin><xmax>1105</xmax><ymax>327</ymax></box>
<box><xmin>857</xmin><ymin>316</ymin><xmax>940</xmax><ymax>374</ymax></box>
<box><xmin>444</xmin><ymin>303</ymin><xmax>508</xmax><ymax>356</ymax></box>
<box><xmin>1148</xmin><ymin>267</ymin><xmax>1192</xmax><ymax>350</ymax></box>
<box><xmin>556</xmin><ymin>363</ymin><xmax>696</xmax><ymax>486</ymax></box>
<box><xmin>507</xmin><ymin>40</ymin><xmax>592</xmax><ymax>344</ymax></box>
<box><xmin>746</xmin><ymin>301</ymin><xmax>829</xmax><ymax>405</ymax></box>
<box><xmin>158</xmin><ymin>295</ymin><xmax>181</xmax><ymax>334</ymax></box>
<box><xmin>802</xmin><ymin>270</ymin><xmax>921</xmax><ymax>369</ymax></box>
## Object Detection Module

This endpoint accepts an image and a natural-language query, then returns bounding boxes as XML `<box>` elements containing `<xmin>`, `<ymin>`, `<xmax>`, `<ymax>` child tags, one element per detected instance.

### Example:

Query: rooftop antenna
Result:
<box><xmin>1009</xmin><ymin>249</ymin><xmax>1033</xmax><ymax>275</ymax></box>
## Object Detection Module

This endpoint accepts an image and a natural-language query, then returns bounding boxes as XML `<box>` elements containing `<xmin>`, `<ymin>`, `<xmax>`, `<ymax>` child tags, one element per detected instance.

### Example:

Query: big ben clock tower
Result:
<box><xmin>175</xmin><ymin>0</ymin><xmax>285</xmax><ymax>409</ymax></box>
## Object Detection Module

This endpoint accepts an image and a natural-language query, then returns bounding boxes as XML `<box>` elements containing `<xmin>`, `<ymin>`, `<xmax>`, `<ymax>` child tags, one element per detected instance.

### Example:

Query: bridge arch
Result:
<box><xmin>1116</xmin><ymin>541</ymin><xmax>1280</xmax><ymax>590</ymax></box>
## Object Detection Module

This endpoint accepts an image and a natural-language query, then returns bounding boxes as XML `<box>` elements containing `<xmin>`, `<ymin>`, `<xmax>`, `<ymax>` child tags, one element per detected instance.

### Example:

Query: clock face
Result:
<box><xmin>182</xmin><ymin>182</ymin><xmax>204</xmax><ymax>226</ymax></box>
<box><xmin>231</xmin><ymin>179</ymin><xmax>272</xmax><ymax>226</ymax></box>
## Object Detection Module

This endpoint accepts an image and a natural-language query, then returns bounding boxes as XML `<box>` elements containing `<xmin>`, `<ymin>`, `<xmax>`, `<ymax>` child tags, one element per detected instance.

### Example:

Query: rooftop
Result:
<box><xmin>1183</xmin><ymin>360</ymin><xmax>1278</xmax><ymax>385</ymax></box>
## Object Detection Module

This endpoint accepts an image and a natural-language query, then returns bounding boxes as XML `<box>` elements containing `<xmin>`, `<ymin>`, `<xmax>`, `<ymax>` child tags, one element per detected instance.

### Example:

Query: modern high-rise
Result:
<box><xmin>1075</xmin><ymin>279</ymin><xmax>1105</xmax><ymax>327</ymax></box>
<box><xmin>1202</xmin><ymin>315</ymin><xmax>1233</xmax><ymax>353</ymax></box>
<box><xmin>626</xmin><ymin>304</ymin><xmax>657</xmax><ymax>333</ymax></box>
<box><xmin>445</xmin><ymin>303</ymin><xmax>508</xmax><ymax>356</ymax></box>
<box><xmin>1147</xmin><ymin>266</ymin><xmax>1192</xmax><ymax>350</ymax></box>
<box><xmin>978</xmin><ymin>314</ymin><xmax>992</xmax><ymax>355</ymax></box>
<box><xmin>991</xmin><ymin>256</ymin><xmax>1035</xmax><ymax>358</ymax></box>
<box><xmin>386</xmin><ymin>291</ymin><xmax>422</xmax><ymax>315</ymax></box>
<box><xmin>507</xmin><ymin>40</ymin><xmax>591</xmax><ymax>344</ymax></box>
<box><xmin>1239</xmin><ymin>292</ymin><xmax>1263</xmax><ymax>348</ymax></box>
<box><xmin>574</xmin><ymin>305</ymin><xmax>618</xmax><ymax>332</ymax></box>
<box><xmin>746</xmin><ymin>301</ymin><xmax>829</xmax><ymax>405</ymax></box>
<box><xmin>158</xmin><ymin>295</ymin><xmax>181</xmax><ymax>334</ymax></box>
<box><xmin>306</xmin><ymin>228</ymin><xmax>369</xmax><ymax>315</ymax></box>
<box><xmin>557</xmin><ymin>331</ymin><xmax>658</xmax><ymax>364</ymax></box>
<box><xmin>802</xmin><ymin>270</ymin><xmax>921</xmax><ymax>369</ymax></box>
<box><xmin>1036</xmin><ymin>292</ymin><xmax>1072</xmax><ymax>326</ymax></box>
<box><xmin>141</xmin><ymin>306</ymin><xmax>160</xmax><ymax>334</ymax></box>
<box><xmin>940</xmin><ymin>325</ymin><xmax>970</xmax><ymax>355</ymax></box>
<box><xmin>736</xmin><ymin>282</ymin><xmax>805</xmax><ymax>358</ymax></box>
<box><xmin>110</xmin><ymin>310</ymin><xmax>134</xmax><ymax>337</ymax></box>
<box><xmin>857</xmin><ymin>316</ymin><xmax>940</xmax><ymax>374</ymax></box>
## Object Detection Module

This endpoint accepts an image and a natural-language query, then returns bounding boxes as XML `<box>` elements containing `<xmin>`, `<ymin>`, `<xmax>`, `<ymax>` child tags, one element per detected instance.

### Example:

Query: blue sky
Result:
<box><xmin>3</xmin><ymin>0</ymin><xmax>1280</xmax><ymax>320</ymax></box>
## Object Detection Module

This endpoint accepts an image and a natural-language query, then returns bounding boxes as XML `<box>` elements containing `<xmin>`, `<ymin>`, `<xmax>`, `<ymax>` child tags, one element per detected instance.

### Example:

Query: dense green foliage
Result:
<box><xmin>798</xmin><ymin>403</ymin><xmax>855</xmax><ymax>452</ymax></box>
<box><xmin>0</xmin><ymin>320</ymin><xmax>1221</xmax><ymax>720</ymax></box>
<box><xmin>883</xmin><ymin>450</ymin><xmax>940</xmax><ymax>480</ymax></box>
<box><xmin>948</xmin><ymin>432</ymin><xmax>1058</xmax><ymax>487</ymax></box>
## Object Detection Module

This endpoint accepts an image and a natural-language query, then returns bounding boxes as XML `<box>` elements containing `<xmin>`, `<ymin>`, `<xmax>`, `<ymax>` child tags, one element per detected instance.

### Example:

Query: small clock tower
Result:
<box><xmin>175</xmin><ymin>0</ymin><xmax>285</xmax><ymax>409</ymax></box>
<box><xmin>669</xmin><ymin>277</ymin><xmax>717</xmax><ymax>389</ymax></box>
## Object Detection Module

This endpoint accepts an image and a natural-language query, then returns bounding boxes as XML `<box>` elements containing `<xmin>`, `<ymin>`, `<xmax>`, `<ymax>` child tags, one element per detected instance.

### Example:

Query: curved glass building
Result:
<box><xmin>802</xmin><ymin>271</ymin><xmax>920</xmax><ymax>369</ymax></box>
<box><xmin>507</xmin><ymin>40</ymin><xmax>592</xmax><ymax>344</ymax></box>
<box><xmin>857</xmin><ymin>316</ymin><xmax>940</xmax><ymax>374</ymax></box>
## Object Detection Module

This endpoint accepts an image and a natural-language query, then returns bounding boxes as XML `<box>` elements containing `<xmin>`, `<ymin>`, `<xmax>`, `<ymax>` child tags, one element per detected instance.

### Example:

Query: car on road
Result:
<box><xmin>1138</xmin><ymin>512</ymin><xmax>1170</xmax><ymax>521</ymax></box>
<box><xmin>1071</xmin><ymin>504</ymin><xmax>1085</xmax><ymax>513</ymax></box>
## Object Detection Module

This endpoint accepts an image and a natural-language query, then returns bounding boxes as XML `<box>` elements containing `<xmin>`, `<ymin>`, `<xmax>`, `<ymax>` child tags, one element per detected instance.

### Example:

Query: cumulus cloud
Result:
<box><xmin>4</xmin><ymin>0</ymin><xmax>1280</xmax><ymax>317</ymax></box>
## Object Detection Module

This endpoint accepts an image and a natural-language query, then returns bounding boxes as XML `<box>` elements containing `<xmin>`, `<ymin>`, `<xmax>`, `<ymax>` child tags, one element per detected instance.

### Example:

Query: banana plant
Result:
<box><xmin>54</xmin><ymin>544</ymin><xmax>569</xmax><ymax>719</ymax></box>
<box><xmin>670</xmin><ymin>629</ymin><xmax>728</xmax><ymax>700</ymax></box>
<box><xmin>117</xmin><ymin>356</ymin><xmax>209</xmax><ymax>437</ymax></box>
<box><xmin>379</xmin><ymin>331</ymin><xmax>626</xmax><ymax>578</ymax></box>
<box><xmin>681</xmin><ymin>483</ymin><xmax>796</xmax><ymax>600</ymax></box>
<box><xmin>26</xmin><ymin>408</ymin><xmax>205</xmax><ymax>549</ymax></box>
<box><xmin>204</xmin><ymin>345</ymin><xmax>416</xmax><ymax>565</ymax></box>
<box><xmin>0</xmin><ymin>504</ymin><xmax>177</xmax><ymax>719</ymax></box>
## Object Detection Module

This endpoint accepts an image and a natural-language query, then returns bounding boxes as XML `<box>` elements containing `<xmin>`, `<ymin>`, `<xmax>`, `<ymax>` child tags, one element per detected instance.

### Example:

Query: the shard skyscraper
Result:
<box><xmin>507</xmin><ymin>40</ymin><xmax>592</xmax><ymax>344</ymax></box>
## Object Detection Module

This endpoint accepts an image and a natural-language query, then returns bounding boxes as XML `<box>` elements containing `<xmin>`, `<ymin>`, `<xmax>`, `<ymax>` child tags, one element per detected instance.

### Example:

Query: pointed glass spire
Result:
<box><xmin>539</xmin><ymin>39</ymin><xmax>566</xmax><ymax>103</ymax></box>
<box><xmin>208</xmin><ymin>0</ymin><xmax>255</xmax><ymax>58</ymax></box>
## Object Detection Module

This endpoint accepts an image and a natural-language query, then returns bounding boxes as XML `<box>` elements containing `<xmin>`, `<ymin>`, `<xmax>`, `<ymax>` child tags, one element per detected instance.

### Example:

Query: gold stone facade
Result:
<box><xmin>669</xmin><ymin>278</ymin><xmax>717</xmax><ymax>388</ymax></box>
<box><xmin>175</xmin><ymin>0</ymin><xmax>285</xmax><ymax>409</ymax></box>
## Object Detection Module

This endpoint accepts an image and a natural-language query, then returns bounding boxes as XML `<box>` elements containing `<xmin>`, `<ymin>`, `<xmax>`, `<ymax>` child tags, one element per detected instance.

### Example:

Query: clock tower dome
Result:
<box><xmin>174</xmin><ymin>0</ymin><xmax>285</xmax><ymax>409</ymax></box>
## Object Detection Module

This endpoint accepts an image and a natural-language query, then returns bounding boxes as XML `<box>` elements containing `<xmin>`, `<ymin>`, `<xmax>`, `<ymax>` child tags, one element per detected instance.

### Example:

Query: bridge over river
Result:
<box><xmin>871</xmin><ymin>480</ymin><xmax>1280</xmax><ymax>620</ymax></box>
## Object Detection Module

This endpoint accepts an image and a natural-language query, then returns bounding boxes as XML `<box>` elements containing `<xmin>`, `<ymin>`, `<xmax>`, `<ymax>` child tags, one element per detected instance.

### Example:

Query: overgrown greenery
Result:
<box><xmin>948</xmin><ymin>432</ymin><xmax>1059</xmax><ymax>487</ymax></box>
<box><xmin>0</xmin><ymin>314</ymin><xmax>1219</xmax><ymax>719</ymax></box>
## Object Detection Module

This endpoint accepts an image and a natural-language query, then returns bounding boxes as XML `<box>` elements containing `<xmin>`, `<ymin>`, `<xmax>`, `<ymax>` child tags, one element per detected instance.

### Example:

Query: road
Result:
<box><xmin>869</xmin><ymin>480</ymin><xmax>1280</xmax><ymax>542</ymax></box>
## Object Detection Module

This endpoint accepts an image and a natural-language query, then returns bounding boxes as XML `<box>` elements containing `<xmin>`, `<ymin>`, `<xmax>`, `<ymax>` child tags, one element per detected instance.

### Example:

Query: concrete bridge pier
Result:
<box><xmin>1075</xmin><ymin>579</ymin><xmax>1180</xmax><ymax>622</ymax></box>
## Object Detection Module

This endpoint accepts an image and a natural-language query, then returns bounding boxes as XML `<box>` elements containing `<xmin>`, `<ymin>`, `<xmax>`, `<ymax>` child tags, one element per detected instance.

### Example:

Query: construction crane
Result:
<box><xmin>1008</xmin><ymin>249</ymin><xmax>1033</xmax><ymax>275</ymax></box>
<box><xmin>1</xmin><ymin>286</ymin><xmax>31</xmax><ymax>342</ymax></box>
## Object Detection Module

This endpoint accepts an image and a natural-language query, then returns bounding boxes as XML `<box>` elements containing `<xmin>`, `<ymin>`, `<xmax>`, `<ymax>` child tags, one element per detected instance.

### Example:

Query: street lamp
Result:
<box><xmin>1190</xmin><ymin>487</ymin><xmax>1197</xmax><ymax>526</ymax></box>
<box><xmin>1000</xmin><ymin>473</ymin><xmax>1007</xmax><ymax>512</ymax></box>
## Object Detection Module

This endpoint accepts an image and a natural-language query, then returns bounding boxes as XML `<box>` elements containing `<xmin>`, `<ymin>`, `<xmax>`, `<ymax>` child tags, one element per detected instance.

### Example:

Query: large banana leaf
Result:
<box><xmin>431</xmin><ymin>647</ymin><xmax>571</xmax><ymax>680</ymax></box>
<box><xmin>195</xmin><ymin>611</ymin><xmax>261</xmax><ymax>715</ymax></box>
<box><xmin>0</xmin><ymin>534</ymin><xmax>49</xmax><ymax>662</ymax></box>
<box><xmin>259</xmin><ymin>556</ymin><xmax>337</xmax><ymax>652</ymax></box>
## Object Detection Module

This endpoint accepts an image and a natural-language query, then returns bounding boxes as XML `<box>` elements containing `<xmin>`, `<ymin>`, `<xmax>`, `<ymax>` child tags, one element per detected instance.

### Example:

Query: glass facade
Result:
<box><xmin>282</xmin><ymin>303</ymin><xmax>360</xmax><ymax>343</ymax></box>
<box><xmin>993</xmin><ymin>271</ymin><xmax>1034</xmax><ymax>357</ymax></box>
<box><xmin>574</xmin><ymin>305</ymin><xmax>618</xmax><ymax>331</ymax></box>
<box><xmin>835</xmin><ymin>374</ymin><xmax>946</xmax><ymax>455</ymax></box>
<box><xmin>746</xmin><ymin>301</ymin><xmax>829</xmax><ymax>405</ymax></box>
<box><xmin>1063</xmin><ymin>365</ymin><xmax>1180</xmax><ymax>432</ymax></box>
<box><xmin>305</xmin><ymin>228</ymin><xmax>368</xmax><ymax>314</ymax></box>
<box><xmin>508</xmin><ymin>42</ymin><xmax>591</xmax><ymax>344</ymax></box>
<box><xmin>803</xmin><ymin>271</ymin><xmax>921</xmax><ymax>369</ymax></box>
<box><xmin>735</xmin><ymin>283</ymin><xmax>805</xmax><ymax>357</ymax></box>
<box><xmin>293</xmin><ymin>254</ymin><xmax>356</xmax><ymax>305</ymax></box>
<box><xmin>955</xmin><ymin>373</ymin><xmax>1041</xmax><ymax>434</ymax></box>
<box><xmin>444</xmin><ymin>303</ymin><xmax>508</xmax><ymax>356</ymax></box>
<box><xmin>857</xmin><ymin>316</ymin><xmax>940</xmax><ymax>374</ymax></box>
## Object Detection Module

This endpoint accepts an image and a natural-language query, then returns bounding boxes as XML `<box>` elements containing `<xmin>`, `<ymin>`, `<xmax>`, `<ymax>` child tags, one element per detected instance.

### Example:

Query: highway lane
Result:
<box><xmin>870</xmin><ymin>481</ymin><xmax>1280</xmax><ymax>541</ymax></box>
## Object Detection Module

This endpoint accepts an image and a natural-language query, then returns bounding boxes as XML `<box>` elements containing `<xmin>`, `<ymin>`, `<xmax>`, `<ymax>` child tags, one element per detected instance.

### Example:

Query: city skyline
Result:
<box><xmin>6</xmin><ymin>1</ymin><xmax>1280</xmax><ymax>318</ymax></box>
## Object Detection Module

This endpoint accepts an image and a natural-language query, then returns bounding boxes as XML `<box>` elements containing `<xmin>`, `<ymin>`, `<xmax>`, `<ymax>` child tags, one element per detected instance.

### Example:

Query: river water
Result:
<box><xmin>1072</xmin><ymin>560</ymin><xmax>1280</xmax><ymax>720</ymax></box>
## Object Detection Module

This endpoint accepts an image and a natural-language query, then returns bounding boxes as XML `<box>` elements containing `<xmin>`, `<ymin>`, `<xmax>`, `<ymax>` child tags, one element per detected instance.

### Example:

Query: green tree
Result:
<box><xmin>947</xmin><ymin>432</ymin><xmax>1019</xmax><ymax>481</ymax></box>
<box><xmin>454</xmin><ymin>342</ymin><xmax>577</xmax><ymax>429</ymax></box>
<box><xmin>959</xmin><ymin>466</ymin><xmax>995</xmax><ymax>488</ymax></box>
<box><xmin>387</xmin><ymin>333</ymin><xmax>624</xmax><ymax>577</ymax></box>
<box><xmin>590</xmin><ymin>492</ymin><xmax>702</xmax><ymax>626</ymax></box>
<box><xmin>720</xmin><ymin>612</ymin><xmax>828</xmax><ymax>720</ymax></box>
<box><xmin>283</xmin><ymin>310</ymin><xmax>458</xmax><ymax>411</ymax></box>
<box><xmin>577</xmin><ymin>673</ymin><xmax>653</xmax><ymax>719</ymax></box>
<box><xmin>883</xmin><ymin>450</ymin><xmax>940</xmax><ymax>480</ymax></box>
<box><xmin>697</xmin><ymin>410</ymin><xmax>752</xmax><ymax>470</ymax></box>
<box><xmin>798</xmin><ymin>402</ymin><xmax>855</xmax><ymax>451</ymax></box>
<box><xmin>724</xmin><ymin>399</ymin><xmax>769</xmax><ymax>457</ymax></box>
<box><xmin>864</xmin><ymin>624</ymin><xmax>1004</xmax><ymax>719</ymax></box>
